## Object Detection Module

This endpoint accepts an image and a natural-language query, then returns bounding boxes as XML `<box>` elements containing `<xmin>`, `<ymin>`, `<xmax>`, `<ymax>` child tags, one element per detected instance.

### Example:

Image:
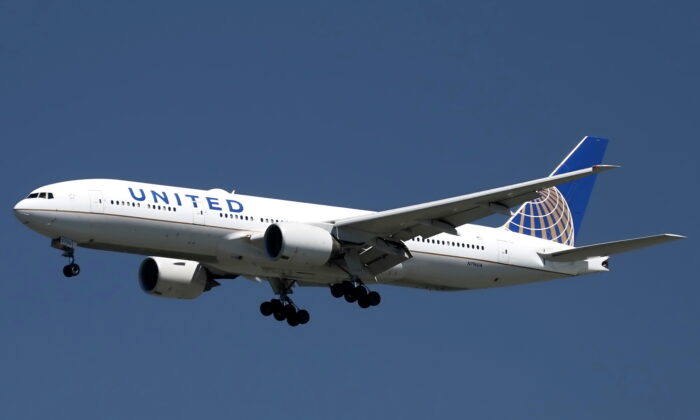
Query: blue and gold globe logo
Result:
<box><xmin>506</xmin><ymin>187</ymin><xmax>574</xmax><ymax>245</ymax></box>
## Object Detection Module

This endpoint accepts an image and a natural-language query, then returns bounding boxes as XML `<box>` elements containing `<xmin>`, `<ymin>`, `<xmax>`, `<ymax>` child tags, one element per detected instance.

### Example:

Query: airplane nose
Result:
<box><xmin>14</xmin><ymin>199</ymin><xmax>30</xmax><ymax>224</ymax></box>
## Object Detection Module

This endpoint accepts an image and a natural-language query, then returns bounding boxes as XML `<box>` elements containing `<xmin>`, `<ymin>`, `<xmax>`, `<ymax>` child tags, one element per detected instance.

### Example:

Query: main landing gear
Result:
<box><xmin>330</xmin><ymin>280</ymin><xmax>381</xmax><ymax>309</ymax></box>
<box><xmin>259</xmin><ymin>280</ymin><xmax>310</xmax><ymax>327</ymax></box>
<box><xmin>52</xmin><ymin>237</ymin><xmax>80</xmax><ymax>278</ymax></box>
<box><xmin>259</xmin><ymin>298</ymin><xmax>310</xmax><ymax>327</ymax></box>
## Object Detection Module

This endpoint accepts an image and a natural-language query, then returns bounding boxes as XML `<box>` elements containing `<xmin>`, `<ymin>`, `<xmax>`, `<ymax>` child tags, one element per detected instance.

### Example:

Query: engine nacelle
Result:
<box><xmin>139</xmin><ymin>257</ymin><xmax>209</xmax><ymax>299</ymax></box>
<box><xmin>264</xmin><ymin>222</ymin><xmax>339</xmax><ymax>266</ymax></box>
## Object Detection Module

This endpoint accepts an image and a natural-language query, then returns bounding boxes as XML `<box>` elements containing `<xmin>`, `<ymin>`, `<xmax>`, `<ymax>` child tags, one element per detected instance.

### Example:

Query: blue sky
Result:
<box><xmin>1</xmin><ymin>1</ymin><xmax>697</xmax><ymax>418</ymax></box>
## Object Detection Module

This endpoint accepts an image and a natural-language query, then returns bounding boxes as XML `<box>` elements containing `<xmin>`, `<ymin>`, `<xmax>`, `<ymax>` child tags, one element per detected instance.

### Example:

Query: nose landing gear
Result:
<box><xmin>62</xmin><ymin>260</ymin><xmax>80</xmax><ymax>277</ymax></box>
<box><xmin>52</xmin><ymin>237</ymin><xmax>80</xmax><ymax>278</ymax></box>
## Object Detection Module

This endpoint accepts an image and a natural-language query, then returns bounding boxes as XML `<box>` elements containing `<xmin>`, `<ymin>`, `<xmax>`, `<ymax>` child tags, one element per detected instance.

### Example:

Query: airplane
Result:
<box><xmin>13</xmin><ymin>136</ymin><xmax>684</xmax><ymax>326</ymax></box>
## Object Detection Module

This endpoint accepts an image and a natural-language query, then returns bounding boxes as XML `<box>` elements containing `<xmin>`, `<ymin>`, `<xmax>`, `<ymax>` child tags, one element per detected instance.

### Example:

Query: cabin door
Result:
<box><xmin>88</xmin><ymin>190</ymin><xmax>104</xmax><ymax>213</ymax></box>
<box><xmin>497</xmin><ymin>240</ymin><xmax>511</xmax><ymax>265</ymax></box>
<box><xmin>193</xmin><ymin>199</ymin><xmax>205</xmax><ymax>225</ymax></box>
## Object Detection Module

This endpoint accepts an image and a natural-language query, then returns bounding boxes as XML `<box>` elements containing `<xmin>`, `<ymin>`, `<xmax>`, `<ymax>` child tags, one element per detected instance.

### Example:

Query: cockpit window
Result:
<box><xmin>26</xmin><ymin>192</ymin><xmax>54</xmax><ymax>199</ymax></box>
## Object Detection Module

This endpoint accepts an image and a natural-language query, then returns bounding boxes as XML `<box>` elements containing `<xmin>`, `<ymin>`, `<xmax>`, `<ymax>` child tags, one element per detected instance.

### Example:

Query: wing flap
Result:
<box><xmin>540</xmin><ymin>234</ymin><xmax>685</xmax><ymax>262</ymax></box>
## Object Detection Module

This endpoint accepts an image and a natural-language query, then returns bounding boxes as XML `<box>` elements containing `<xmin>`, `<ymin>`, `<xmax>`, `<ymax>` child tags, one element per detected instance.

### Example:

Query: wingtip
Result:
<box><xmin>592</xmin><ymin>164</ymin><xmax>620</xmax><ymax>173</ymax></box>
<box><xmin>665</xmin><ymin>234</ymin><xmax>687</xmax><ymax>240</ymax></box>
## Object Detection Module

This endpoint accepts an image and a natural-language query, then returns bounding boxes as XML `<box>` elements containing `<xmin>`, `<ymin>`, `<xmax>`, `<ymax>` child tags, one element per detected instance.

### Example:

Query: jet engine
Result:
<box><xmin>139</xmin><ymin>257</ymin><xmax>214</xmax><ymax>299</ymax></box>
<box><xmin>264</xmin><ymin>222</ymin><xmax>339</xmax><ymax>266</ymax></box>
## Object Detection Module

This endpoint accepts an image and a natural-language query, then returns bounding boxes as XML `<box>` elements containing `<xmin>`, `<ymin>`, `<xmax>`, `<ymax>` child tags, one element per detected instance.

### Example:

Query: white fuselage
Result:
<box><xmin>13</xmin><ymin>179</ymin><xmax>607</xmax><ymax>291</ymax></box>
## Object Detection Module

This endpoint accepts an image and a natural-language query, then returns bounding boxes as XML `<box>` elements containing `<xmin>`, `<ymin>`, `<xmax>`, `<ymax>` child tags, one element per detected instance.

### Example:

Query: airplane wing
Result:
<box><xmin>333</xmin><ymin>165</ymin><xmax>617</xmax><ymax>242</ymax></box>
<box><xmin>329</xmin><ymin>165</ymin><xmax>616</xmax><ymax>279</ymax></box>
<box><xmin>538</xmin><ymin>234</ymin><xmax>685</xmax><ymax>262</ymax></box>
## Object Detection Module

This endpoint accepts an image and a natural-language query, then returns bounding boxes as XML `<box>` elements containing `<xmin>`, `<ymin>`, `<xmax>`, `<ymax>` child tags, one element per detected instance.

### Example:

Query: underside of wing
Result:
<box><xmin>332</xmin><ymin>165</ymin><xmax>616</xmax><ymax>242</ymax></box>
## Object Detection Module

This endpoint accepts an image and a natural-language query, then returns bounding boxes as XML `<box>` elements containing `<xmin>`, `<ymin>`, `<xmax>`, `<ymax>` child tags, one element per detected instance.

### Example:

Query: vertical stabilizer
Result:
<box><xmin>504</xmin><ymin>136</ymin><xmax>608</xmax><ymax>246</ymax></box>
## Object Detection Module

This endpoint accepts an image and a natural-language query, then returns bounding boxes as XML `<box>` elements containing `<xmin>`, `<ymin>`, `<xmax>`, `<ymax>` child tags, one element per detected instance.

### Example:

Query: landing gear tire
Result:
<box><xmin>287</xmin><ymin>316</ymin><xmax>299</xmax><ymax>327</ymax></box>
<box><xmin>62</xmin><ymin>263</ymin><xmax>80</xmax><ymax>278</ymax></box>
<box><xmin>296</xmin><ymin>309</ymin><xmax>310</xmax><ymax>325</ymax></box>
<box><xmin>354</xmin><ymin>285</ymin><xmax>368</xmax><ymax>299</ymax></box>
<box><xmin>340</xmin><ymin>281</ymin><xmax>354</xmax><ymax>295</ymax></box>
<box><xmin>344</xmin><ymin>293</ymin><xmax>357</xmax><ymax>303</ymax></box>
<box><xmin>368</xmin><ymin>291</ymin><xmax>381</xmax><ymax>307</ymax></box>
<box><xmin>270</xmin><ymin>299</ymin><xmax>284</xmax><ymax>314</ymax></box>
<box><xmin>330</xmin><ymin>283</ymin><xmax>344</xmax><ymax>298</ymax></box>
<box><xmin>284</xmin><ymin>304</ymin><xmax>297</xmax><ymax>319</ymax></box>
<box><xmin>357</xmin><ymin>295</ymin><xmax>370</xmax><ymax>308</ymax></box>
<box><xmin>260</xmin><ymin>301</ymin><xmax>273</xmax><ymax>316</ymax></box>
<box><xmin>272</xmin><ymin>299</ymin><xmax>287</xmax><ymax>321</ymax></box>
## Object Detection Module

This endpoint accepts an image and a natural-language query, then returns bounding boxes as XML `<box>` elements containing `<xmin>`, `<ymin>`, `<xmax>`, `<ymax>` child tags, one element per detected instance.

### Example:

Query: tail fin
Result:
<box><xmin>504</xmin><ymin>136</ymin><xmax>608</xmax><ymax>246</ymax></box>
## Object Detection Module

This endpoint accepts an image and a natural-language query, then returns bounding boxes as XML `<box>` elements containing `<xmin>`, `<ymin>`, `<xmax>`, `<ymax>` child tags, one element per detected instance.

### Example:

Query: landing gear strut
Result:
<box><xmin>52</xmin><ymin>238</ymin><xmax>80</xmax><ymax>278</ymax></box>
<box><xmin>330</xmin><ymin>280</ymin><xmax>381</xmax><ymax>308</ymax></box>
<box><xmin>259</xmin><ymin>280</ymin><xmax>310</xmax><ymax>327</ymax></box>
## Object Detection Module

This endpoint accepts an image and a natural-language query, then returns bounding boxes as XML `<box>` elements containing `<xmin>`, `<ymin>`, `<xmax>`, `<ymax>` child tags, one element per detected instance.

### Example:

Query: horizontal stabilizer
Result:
<box><xmin>540</xmin><ymin>234</ymin><xmax>685</xmax><ymax>262</ymax></box>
